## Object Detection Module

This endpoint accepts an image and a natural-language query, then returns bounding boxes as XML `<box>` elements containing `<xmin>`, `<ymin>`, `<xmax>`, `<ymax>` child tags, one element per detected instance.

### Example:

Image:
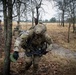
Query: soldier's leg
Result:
<box><xmin>24</xmin><ymin>55</ymin><xmax>32</xmax><ymax>71</ymax></box>
<box><xmin>33</xmin><ymin>56</ymin><xmax>41</xmax><ymax>75</ymax></box>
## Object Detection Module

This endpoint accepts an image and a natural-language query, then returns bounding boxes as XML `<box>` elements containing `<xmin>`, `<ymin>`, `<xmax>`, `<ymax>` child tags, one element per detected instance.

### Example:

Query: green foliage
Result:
<box><xmin>49</xmin><ymin>17</ymin><xmax>56</xmax><ymax>22</ymax></box>
<box><xmin>44</xmin><ymin>19</ymin><xmax>49</xmax><ymax>22</ymax></box>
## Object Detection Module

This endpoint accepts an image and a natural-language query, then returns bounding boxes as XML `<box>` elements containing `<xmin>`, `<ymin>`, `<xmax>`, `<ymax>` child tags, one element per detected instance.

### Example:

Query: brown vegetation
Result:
<box><xmin>46</xmin><ymin>23</ymin><xmax>76</xmax><ymax>51</ymax></box>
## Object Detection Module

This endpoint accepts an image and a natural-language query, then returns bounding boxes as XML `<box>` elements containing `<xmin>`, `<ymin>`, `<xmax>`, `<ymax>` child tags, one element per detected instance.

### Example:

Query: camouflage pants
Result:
<box><xmin>24</xmin><ymin>54</ymin><xmax>41</xmax><ymax>74</ymax></box>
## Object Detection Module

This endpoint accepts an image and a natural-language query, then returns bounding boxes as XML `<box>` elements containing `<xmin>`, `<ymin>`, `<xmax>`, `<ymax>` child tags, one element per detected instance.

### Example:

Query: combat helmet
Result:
<box><xmin>34</xmin><ymin>24</ymin><xmax>47</xmax><ymax>35</ymax></box>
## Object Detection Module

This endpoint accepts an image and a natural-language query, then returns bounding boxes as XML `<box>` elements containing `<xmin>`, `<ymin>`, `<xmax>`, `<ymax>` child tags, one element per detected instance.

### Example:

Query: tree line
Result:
<box><xmin>53</xmin><ymin>0</ymin><xmax>76</xmax><ymax>42</ymax></box>
<box><xmin>54</xmin><ymin>0</ymin><xmax>76</xmax><ymax>32</ymax></box>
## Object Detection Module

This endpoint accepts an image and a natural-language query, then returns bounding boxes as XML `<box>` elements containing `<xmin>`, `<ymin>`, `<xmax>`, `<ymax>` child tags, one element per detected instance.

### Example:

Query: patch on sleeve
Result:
<box><xmin>20</xmin><ymin>30</ymin><xmax>29</xmax><ymax>39</ymax></box>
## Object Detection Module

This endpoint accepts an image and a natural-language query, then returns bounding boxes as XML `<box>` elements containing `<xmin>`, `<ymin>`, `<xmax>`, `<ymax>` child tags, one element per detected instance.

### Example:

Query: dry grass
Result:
<box><xmin>46</xmin><ymin>23</ymin><xmax>76</xmax><ymax>51</ymax></box>
<box><xmin>12</xmin><ymin>22</ymin><xmax>32</xmax><ymax>30</ymax></box>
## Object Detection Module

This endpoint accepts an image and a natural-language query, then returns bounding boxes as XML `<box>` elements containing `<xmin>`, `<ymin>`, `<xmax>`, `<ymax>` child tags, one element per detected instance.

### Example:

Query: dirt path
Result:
<box><xmin>18</xmin><ymin>44</ymin><xmax>76</xmax><ymax>60</ymax></box>
<box><xmin>51</xmin><ymin>44</ymin><xmax>76</xmax><ymax>60</ymax></box>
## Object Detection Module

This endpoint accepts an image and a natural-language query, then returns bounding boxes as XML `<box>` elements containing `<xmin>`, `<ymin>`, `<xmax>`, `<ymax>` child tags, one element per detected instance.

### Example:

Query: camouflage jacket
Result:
<box><xmin>14</xmin><ymin>24</ymin><xmax>53</xmax><ymax>56</ymax></box>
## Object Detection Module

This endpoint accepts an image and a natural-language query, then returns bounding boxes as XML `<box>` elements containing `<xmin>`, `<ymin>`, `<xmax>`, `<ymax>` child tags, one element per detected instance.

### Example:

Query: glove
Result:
<box><xmin>13</xmin><ymin>51</ymin><xmax>19</xmax><ymax>60</ymax></box>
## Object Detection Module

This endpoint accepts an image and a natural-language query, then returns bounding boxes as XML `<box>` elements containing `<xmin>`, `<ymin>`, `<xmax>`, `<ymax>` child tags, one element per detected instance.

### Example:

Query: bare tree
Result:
<box><xmin>16</xmin><ymin>0</ymin><xmax>21</xmax><ymax>25</ymax></box>
<box><xmin>30</xmin><ymin>0</ymin><xmax>43</xmax><ymax>25</ymax></box>
<box><xmin>65</xmin><ymin>0</ymin><xmax>76</xmax><ymax>33</ymax></box>
<box><xmin>35</xmin><ymin>0</ymin><xmax>42</xmax><ymax>25</ymax></box>
<box><xmin>2</xmin><ymin>0</ymin><xmax>13</xmax><ymax>75</ymax></box>
<box><xmin>54</xmin><ymin>0</ymin><xmax>66</xmax><ymax>27</ymax></box>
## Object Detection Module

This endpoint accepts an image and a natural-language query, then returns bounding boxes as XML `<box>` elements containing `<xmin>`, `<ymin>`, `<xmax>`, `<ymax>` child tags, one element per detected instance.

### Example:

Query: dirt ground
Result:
<box><xmin>0</xmin><ymin>22</ymin><xmax>76</xmax><ymax>75</ymax></box>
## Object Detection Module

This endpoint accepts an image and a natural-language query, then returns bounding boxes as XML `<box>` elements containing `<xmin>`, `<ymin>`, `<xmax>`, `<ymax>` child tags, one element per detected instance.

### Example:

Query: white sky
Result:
<box><xmin>0</xmin><ymin>0</ymin><xmax>58</xmax><ymax>21</ymax></box>
<box><xmin>28</xmin><ymin>0</ymin><xmax>58</xmax><ymax>21</ymax></box>
<box><xmin>40</xmin><ymin>0</ymin><xmax>58</xmax><ymax>20</ymax></box>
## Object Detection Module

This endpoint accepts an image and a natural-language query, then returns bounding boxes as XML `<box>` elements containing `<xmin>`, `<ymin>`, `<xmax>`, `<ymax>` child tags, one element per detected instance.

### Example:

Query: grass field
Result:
<box><xmin>46</xmin><ymin>23</ymin><xmax>76</xmax><ymax>51</ymax></box>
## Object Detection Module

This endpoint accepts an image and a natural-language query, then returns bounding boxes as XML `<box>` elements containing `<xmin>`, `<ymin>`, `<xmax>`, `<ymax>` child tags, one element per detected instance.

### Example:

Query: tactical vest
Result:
<box><xmin>21</xmin><ymin>33</ymin><xmax>47</xmax><ymax>56</ymax></box>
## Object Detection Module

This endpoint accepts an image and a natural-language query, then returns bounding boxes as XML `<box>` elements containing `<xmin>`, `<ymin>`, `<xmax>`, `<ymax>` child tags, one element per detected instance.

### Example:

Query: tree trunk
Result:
<box><xmin>36</xmin><ymin>7</ymin><xmax>39</xmax><ymax>25</ymax></box>
<box><xmin>73</xmin><ymin>17</ymin><xmax>75</xmax><ymax>33</ymax></box>
<box><xmin>58</xmin><ymin>14</ymin><xmax>61</xmax><ymax>26</ymax></box>
<box><xmin>17</xmin><ymin>0</ymin><xmax>21</xmax><ymax>26</ymax></box>
<box><xmin>2</xmin><ymin>0</ymin><xmax>8</xmax><ymax>74</ymax></box>
<box><xmin>31</xmin><ymin>0</ymin><xmax>34</xmax><ymax>26</ymax></box>
<box><xmin>72</xmin><ymin>2</ymin><xmax>75</xmax><ymax>33</ymax></box>
<box><xmin>61</xmin><ymin>9</ymin><xmax>64</xmax><ymax>27</ymax></box>
<box><xmin>3</xmin><ymin>0</ymin><xmax>12</xmax><ymax>75</ymax></box>
<box><xmin>32</xmin><ymin>10</ymin><xmax>34</xmax><ymax>26</ymax></box>
<box><xmin>68</xmin><ymin>22</ymin><xmax>71</xmax><ymax>43</ymax></box>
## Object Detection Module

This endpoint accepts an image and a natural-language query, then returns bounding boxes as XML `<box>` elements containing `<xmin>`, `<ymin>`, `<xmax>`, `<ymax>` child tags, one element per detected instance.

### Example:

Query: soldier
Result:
<box><xmin>10</xmin><ymin>24</ymin><xmax>53</xmax><ymax>74</ymax></box>
<box><xmin>13</xmin><ymin>25</ymin><xmax>22</xmax><ymax>39</ymax></box>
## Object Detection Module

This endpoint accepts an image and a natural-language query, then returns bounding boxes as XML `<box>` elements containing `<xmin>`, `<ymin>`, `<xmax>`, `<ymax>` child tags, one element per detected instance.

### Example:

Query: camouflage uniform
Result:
<box><xmin>12</xmin><ymin>24</ymin><xmax>53</xmax><ymax>74</ymax></box>
<box><xmin>13</xmin><ymin>25</ymin><xmax>22</xmax><ymax>39</ymax></box>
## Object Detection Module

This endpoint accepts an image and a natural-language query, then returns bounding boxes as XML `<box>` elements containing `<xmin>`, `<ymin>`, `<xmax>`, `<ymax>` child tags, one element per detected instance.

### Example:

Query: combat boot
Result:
<box><xmin>25</xmin><ymin>62</ymin><xmax>32</xmax><ymax>75</ymax></box>
<box><xmin>33</xmin><ymin>64</ymin><xmax>38</xmax><ymax>75</ymax></box>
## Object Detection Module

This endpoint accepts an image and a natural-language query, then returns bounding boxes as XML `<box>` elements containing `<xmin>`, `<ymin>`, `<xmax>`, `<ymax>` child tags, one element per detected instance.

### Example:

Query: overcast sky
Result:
<box><xmin>40</xmin><ymin>0</ymin><xmax>57</xmax><ymax>20</ymax></box>
<box><xmin>0</xmin><ymin>0</ymin><xmax>58</xmax><ymax>21</ymax></box>
<box><xmin>23</xmin><ymin>0</ymin><xmax>58</xmax><ymax>21</ymax></box>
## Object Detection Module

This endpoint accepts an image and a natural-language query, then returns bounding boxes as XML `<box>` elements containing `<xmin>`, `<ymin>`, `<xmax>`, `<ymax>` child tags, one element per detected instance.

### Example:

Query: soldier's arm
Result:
<box><xmin>10</xmin><ymin>29</ymin><xmax>34</xmax><ymax>61</ymax></box>
<box><xmin>44</xmin><ymin>33</ymin><xmax>53</xmax><ymax>51</ymax></box>
<box><xmin>14</xmin><ymin>29</ymin><xmax>34</xmax><ymax>52</ymax></box>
